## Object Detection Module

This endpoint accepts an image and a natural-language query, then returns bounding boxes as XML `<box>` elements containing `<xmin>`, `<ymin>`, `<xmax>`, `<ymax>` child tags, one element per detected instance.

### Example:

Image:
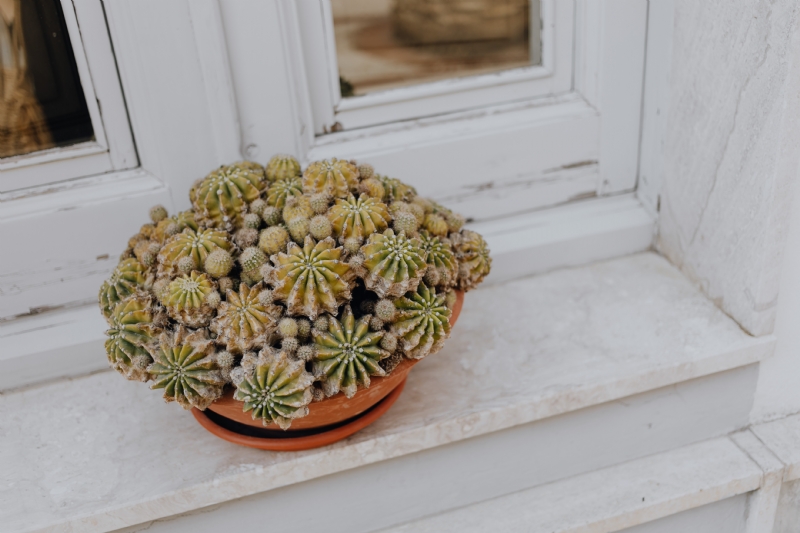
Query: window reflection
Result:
<box><xmin>0</xmin><ymin>0</ymin><xmax>94</xmax><ymax>159</ymax></box>
<box><xmin>333</xmin><ymin>0</ymin><xmax>542</xmax><ymax>97</ymax></box>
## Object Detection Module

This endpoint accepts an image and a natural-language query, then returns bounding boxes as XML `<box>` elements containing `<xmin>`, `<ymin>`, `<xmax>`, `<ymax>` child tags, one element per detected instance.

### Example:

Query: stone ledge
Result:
<box><xmin>379</xmin><ymin>436</ymin><xmax>763</xmax><ymax>533</ymax></box>
<box><xmin>0</xmin><ymin>252</ymin><xmax>773</xmax><ymax>533</ymax></box>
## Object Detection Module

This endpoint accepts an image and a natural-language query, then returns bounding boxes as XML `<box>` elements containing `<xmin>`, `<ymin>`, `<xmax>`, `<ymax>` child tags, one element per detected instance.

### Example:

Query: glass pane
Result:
<box><xmin>332</xmin><ymin>0</ymin><xmax>542</xmax><ymax>97</ymax></box>
<box><xmin>0</xmin><ymin>0</ymin><xmax>94</xmax><ymax>158</ymax></box>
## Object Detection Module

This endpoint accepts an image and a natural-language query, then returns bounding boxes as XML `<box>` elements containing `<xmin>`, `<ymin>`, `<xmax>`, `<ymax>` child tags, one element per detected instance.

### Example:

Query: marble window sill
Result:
<box><xmin>0</xmin><ymin>252</ymin><xmax>772</xmax><ymax>533</ymax></box>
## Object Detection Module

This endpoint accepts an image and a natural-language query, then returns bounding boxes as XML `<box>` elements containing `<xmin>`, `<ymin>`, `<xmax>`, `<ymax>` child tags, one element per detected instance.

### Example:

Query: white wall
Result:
<box><xmin>656</xmin><ymin>0</ymin><xmax>800</xmax><ymax>337</ymax></box>
<box><xmin>752</xmin><ymin>175</ymin><xmax>800</xmax><ymax>423</ymax></box>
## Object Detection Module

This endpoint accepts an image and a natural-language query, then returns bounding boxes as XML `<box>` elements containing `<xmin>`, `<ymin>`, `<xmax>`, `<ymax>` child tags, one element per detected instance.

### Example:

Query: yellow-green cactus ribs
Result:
<box><xmin>265</xmin><ymin>154</ymin><xmax>301</xmax><ymax>182</ymax></box>
<box><xmin>358</xmin><ymin>229</ymin><xmax>427</xmax><ymax>298</ymax></box>
<box><xmin>99</xmin><ymin>258</ymin><xmax>149</xmax><ymax>320</ymax></box>
<box><xmin>328</xmin><ymin>194</ymin><xmax>391</xmax><ymax>244</ymax></box>
<box><xmin>192</xmin><ymin>164</ymin><xmax>264</xmax><ymax>229</ymax></box>
<box><xmin>454</xmin><ymin>229</ymin><xmax>492</xmax><ymax>291</ymax></box>
<box><xmin>269</xmin><ymin>236</ymin><xmax>355</xmax><ymax>319</ymax></box>
<box><xmin>158</xmin><ymin>228</ymin><xmax>231</xmax><ymax>276</ymax></box>
<box><xmin>419</xmin><ymin>231</ymin><xmax>458</xmax><ymax>287</ymax></box>
<box><xmin>302</xmin><ymin>158</ymin><xmax>359</xmax><ymax>199</ymax></box>
<box><xmin>104</xmin><ymin>294</ymin><xmax>162</xmax><ymax>382</ymax></box>
<box><xmin>391</xmin><ymin>282</ymin><xmax>451</xmax><ymax>359</ymax></box>
<box><xmin>165</xmin><ymin>271</ymin><xmax>217</xmax><ymax>327</ymax></box>
<box><xmin>266</xmin><ymin>177</ymin><xmax>303</xmax><ymax>210</ymax></box>
<box><xmin>148</xmin><ymin>327</ymin><xmax>225</xmax><ymax>410</ymax></box>
<box><xmin>211</xmin><ymin>282</ymin><xmax>282</xmax><ymax>353</ymax></box>
<box><xmin>377</xmin><ymin>174</ymin><xmax>417</xmax><ymax>202</ymax></box>
<box><xmin>311</xmin><ymin>305</ymin><xmax>388</xmax><ymax>398</ymax></box>
<box><xmin>233</xmin><ymin>351</ymin><xmax>314</xmax><ymax>429</ymax></box>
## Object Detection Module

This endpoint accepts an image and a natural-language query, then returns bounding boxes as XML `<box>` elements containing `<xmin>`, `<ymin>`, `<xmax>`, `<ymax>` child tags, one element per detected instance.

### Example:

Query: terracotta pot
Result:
<box><xmin>193</xmin><ymin>290</ymin><xmax>464</xmax><ymax>450</ymax></box>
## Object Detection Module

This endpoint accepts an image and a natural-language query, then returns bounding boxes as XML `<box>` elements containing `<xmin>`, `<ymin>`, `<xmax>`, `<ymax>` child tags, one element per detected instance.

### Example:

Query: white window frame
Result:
<box><xmin>301</xmin><ymin>0</ymin><xmax>572</xmax><ymax>132</ymax></box>
<box><xmin>0</xmin><ymin>0</ymin><xmax>137</xmax><ymax>192</ymax></box>
<box><xmin>275</xmin><ymin>0</ymin><xmax>648</xmax><ymax>224</ymax></box>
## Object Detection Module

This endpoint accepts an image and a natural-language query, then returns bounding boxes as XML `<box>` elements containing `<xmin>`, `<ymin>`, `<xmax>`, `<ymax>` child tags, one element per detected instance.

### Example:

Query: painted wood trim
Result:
<box><xmin>0</xmin><ymin>0</ymin><xmax>137</xmax><ymax>191</ymax></box>
<box><xmin>187</xmin><ymin>0</ymin><xmax>243</xmax><ymax>164</ymax></box>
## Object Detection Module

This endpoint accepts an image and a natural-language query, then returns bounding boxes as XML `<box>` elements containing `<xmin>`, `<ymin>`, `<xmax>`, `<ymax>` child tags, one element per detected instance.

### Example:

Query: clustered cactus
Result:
<box><xmin>99</xmin><ymin>155</ymin><xmax>491</xmax><ymax>428</ymax></box>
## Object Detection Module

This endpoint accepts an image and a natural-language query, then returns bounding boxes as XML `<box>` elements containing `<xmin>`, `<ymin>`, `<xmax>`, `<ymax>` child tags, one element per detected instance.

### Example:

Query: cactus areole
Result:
<box><xmin>99</xmin><ymin>156</ymin><xmax>489</xmax><ymax>450</ymax></box>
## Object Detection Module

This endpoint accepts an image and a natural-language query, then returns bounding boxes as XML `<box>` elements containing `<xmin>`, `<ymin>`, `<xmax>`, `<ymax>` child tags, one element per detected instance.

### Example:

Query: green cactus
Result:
<box><xmin>419</xmin><ymin>231</ymin><xmax>458</xmax><ymax>287</ymax></box>
<box><xmin>230</xmin><ymin>160</ymin><xmax>266</xmax><ymax>181</ymax></box>
<box><xmin>265</xmin><ymin>154</ymin><xmax>301</xmax><ymax>182</ymax></box>
<box><xmin>267</xmin><ymin>177</ymin><xmax>303</xmax><ymax>210</ymax></box>
<box><xmin>302</xmin><ymin>158</ymin><xmax>359</xmax><ymax>199</ymax></box>
<box><xmin>454</xmin><ymin>230</ymin><xmax>492</xmax><ymax>291</ymax></box>
<box><xmin>239</xmin><ymin>247</ymin><xmax>268</xmax><ymax>282</ymax></box>
<box><xmin>258</xmin><ymin>226</ymin><xmax>290</xmax><ymax>256</ymax></box>
<box><xmin>158</xmin><ymin>228</ymin><xmax>231</xmax><ymax>275</ymax></box>
<box><xmin>104</xmin><ymin>294</ymin><xmax>162</xmax><ymax>382</ymax></box>
<box><xmin>165</xmin><ymin>271</ymin><xmax>217</xmax><ymax>327</ymax></box>
<box><xmin>378</xmin><ymin>174</ymin><xmax>417</xmax><ymax>202</ymax></box>
<box><xmin>148</xmin><ymin>327</ymin><xmax>225</xmax><ymax>410</ymax></box>
<box><xmin>233</xmin><ymin>351</ymin><xmax>314</xmax><ymax>429</ymax></box>
<box><xmin>192</xmin><ymin>165</ymin><xmax>264</xmax><ymax>229</ymax></box>
<box><xmin>357</xmin><ymin>229</ymin><xmax>427</xmax><ymax>298</ymax></box>
<box><xmin>99</xmin><ymin>258</ymin><xmax>149</xmax><ymax>319</ymax></box>
<box><xmin>328</xmin><ymin>194</ymin><xmax>391</xmax><ymax>243</ymax></box>
<box><xmin>204</xmin><ymin>249</ymin><xmax>234</xmax><ymax>278</ymax></box>
<box><xmin>270</xmin><ymin>236</ymin><xmax>355</xmax><ymax>319</ymax></box>
<box><xmin>391</xmin><ymin>282</ymin><xmax>451</xmax><ymax>359</ymax></box>
<box><xmin>101</xmin><ymin>154</ymin><xmax>492</xmax><ymax>417</ymax></box>
<box><xmin>211</xmin><ymin>282</ymin><xmax>282</xmax><ymax>353</ymax></box>
<box><xmin>311</xmin><ymin>306</ymin><xmax>388</xmax><ymax>398</ymax></box>
<box><xmin>359</xmin><ymin>177</ymin><xmax>385</xmax><ymax>200</ymax></box>
<box><xmin>283</xmin><ymin>195</ymin><xmax>314</xmax><ymax>222</ymax></box>
<box><xmin>423</xmin><ymin>213</ymin><xmax>449</xmax><ymax>237</ymax></box>
<box><xmin>149</xmin><ymin>205</ymin><xmax>168</xmax><ymax>224</ymax></box>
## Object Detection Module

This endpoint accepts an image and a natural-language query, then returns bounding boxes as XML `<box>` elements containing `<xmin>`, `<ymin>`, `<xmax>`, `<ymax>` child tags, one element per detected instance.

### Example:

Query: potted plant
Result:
<box><xmin>99</xmin><ymin>156</ymin><xmax>491</xmax><ymax>450</ymax></box>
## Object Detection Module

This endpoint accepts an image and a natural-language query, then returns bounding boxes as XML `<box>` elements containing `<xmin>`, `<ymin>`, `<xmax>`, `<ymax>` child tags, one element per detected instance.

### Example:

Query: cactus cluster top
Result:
<box><xmin>99</xmin><ymin>156</ymin><xmax>491</xmax><ymax>429</ymax></box>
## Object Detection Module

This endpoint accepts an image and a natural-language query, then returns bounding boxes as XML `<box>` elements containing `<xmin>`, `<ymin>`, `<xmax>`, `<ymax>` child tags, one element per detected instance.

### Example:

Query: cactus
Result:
<box><xmin>165</xmin><ymin>271</ymin><xmax>217</xmax><ymax>327</ymax></box>
<box><xmin>378</xmin><ymin>175</ymin><xmax>417</xmax><ymax>202</ymax></box>
<box><xmin>267</xmin><ymin>177</ymin><xmax>303</xmax><ymax>210</ymax></box>
<box><xmin>99</xmin><ymin>258</ymin><xmax>149</xmax><ymax>319</ymax></box>
<box><xmin>302</xmin><ymin>158</ymin><xmax>359</xmax><ymax>198</ymax></box>
<box><xmin>231</xmin><ymin>160</ymin><xmax>266</xmax><ymax>181</ymax></box>
<box><xmin>265</xmin><ymin>154</ymin><xmax>301</xmax><ymax>182</ymax></box>
<box><xmin>391</xmin><ymin>282</ymin><xmax>451</xmax><ymax>359</ymax></box>
<box><xmin>311</xmin><ymin>306</ymin><xmax>388</xmax><ymax>398</ymax></box>
<box><xmin>233</xmin><ymin>351</ymin><xmax>314</xmax><ymax>429</ymax></box>
<box><xmin>270</xmin><ymin>236</ymin><xmax>355</xmax><ymax>319</ymax></box>
<box><xmin>212</xmin><ymin>282</ymin><xmax>281</xmax><ymax>353</ymax></box>
<box><xmin>357</xmin><ymin>229</ymin><xmax>427</xmax><ymax>298</ymax></box>
<box><xmin>328</xmin><ymin>194</ymin><xmax>391</xmax><ymax>244</ymax></box>
<box><xmin>192</xmin><ymin>165</ymin><xmax>264</xmax><ymax>229</ymax></box>
<box><xmin>149</xmin><ymin>205</ymin><xmax>168</xmax><ymax>224</ymax></box>
<box><xmin>158</xmin><ymin>228</ymin><xmax>231</xmax><ymax>275</ymax></box>
<box><xmin>392</xmin><ymin>210</ymin><xmax>419</xmax><ymax>236</ymax></box>
<box><xmin>101</xmin><ymin>154</ymin><xmax>491</xmax><ymax>424</ymax></box>
<box><xmin>239</xmin><ymin>247</ymin><xmax>268</xmax><ymax>282</ymax></box>
<box><xmin>283</xmin><ymin>195</ymin><xmax>313</xmax><ymax>222</ymax></box>
<box><xmin>419</xmin><ymin>231</ymin><xmax>458</xmax><ymax>287</ymax></box>
<box><xmin>259</xmin><ymin>226</ymin><xmax>290</xmax><ymax>256</ymax></box>
<box><xmin>148</xmin><ymin>327</ymin><xmax>225</xmax><ymax>410</ymax></box>
<box><xmin>204</xmin><ymin>249</ymin><xmax>234</xmax><ymax>278</ymax></box>
<box><xmin>359</xmin><ymin>177</ymin><xmax>385</xmax><ymax>199</ymax></box>
<box><xmin>454</xmin><ymin>230</ymin><xmax>492</xmax><ymax>291</ymax></box>
<box><xmin>104</xmin><ymin>294</ymin><xmax>162</xmax><ymax>382</ymax></box>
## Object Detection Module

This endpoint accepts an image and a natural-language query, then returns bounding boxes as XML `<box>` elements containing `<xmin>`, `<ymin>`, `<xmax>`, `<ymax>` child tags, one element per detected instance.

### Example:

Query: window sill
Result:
<box><xmin>0</xmin><ymin>252</ymin><xmax>773</xmax><ymax>532</ymax></box>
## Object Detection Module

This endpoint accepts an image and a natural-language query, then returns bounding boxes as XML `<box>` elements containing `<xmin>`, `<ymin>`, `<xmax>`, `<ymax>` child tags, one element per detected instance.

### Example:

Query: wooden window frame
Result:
<box><xmin>0</xmin><ymin>0</ymin><xmax>137</xmax><ymax>192</ymax></box>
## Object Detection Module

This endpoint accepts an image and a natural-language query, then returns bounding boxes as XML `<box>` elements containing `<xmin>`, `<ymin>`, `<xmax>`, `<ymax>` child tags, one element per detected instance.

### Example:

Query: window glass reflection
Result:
<box><xmin>333</xmin><ymin>0</ymin><xmax>542</xmax><ymax>97</ymax></box>
<box><xmin>0</xmin><ymin>0</ymin><xmax>94</xmax><ymax>158</ymax></box>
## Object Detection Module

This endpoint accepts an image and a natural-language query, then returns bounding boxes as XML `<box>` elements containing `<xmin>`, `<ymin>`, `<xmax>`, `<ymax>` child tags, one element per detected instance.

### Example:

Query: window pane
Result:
<box><xmin>0</xmin><ymin>0</ymin><xmax>94</xmax><ymax>158</ymax></box>
<box><xmin>333</xmin><ymin>0</ymin><xmax>542</xmax><ymax>97</ymax></box>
